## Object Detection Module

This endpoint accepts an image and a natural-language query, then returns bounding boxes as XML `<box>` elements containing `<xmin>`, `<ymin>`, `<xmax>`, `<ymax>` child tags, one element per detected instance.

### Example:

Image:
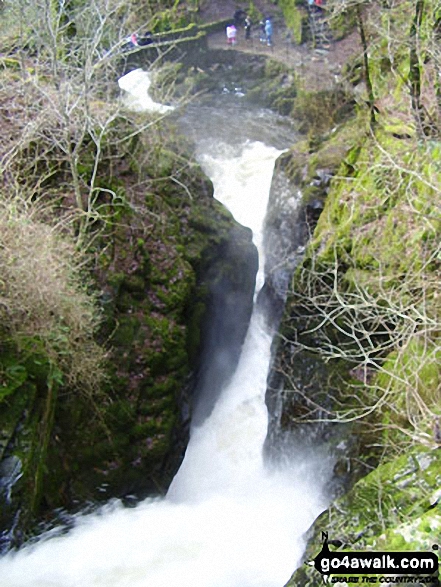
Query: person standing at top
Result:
<box><xmin>233</xmin><ymin>9</ymin><xmax>246</xmax><ymax>28</ymax></box>
<box><xmin>126</xmin><ymin>32</ymin><xmax>139</xmax><ymax>47</ymax></box>
<box><xmin>265</xmin><ymin>18</ymin><xmax>273</xmax><ymax>46</ymax></box>
<box><xmin>226</xmin><ymin>24</ymin><xmax>237</xmax><ymax>46</ymax></box>
<box><xmin>231</xmin><ymin>24</ymin><xmax>237</xmax><ymax>45</ymax></box>
<box><xmin>259</xmin><ymin>19</ymin><xmax>266</xmax><ymax>43</ymax></box>
<box><xmin>244</xmin><ymin>16</ymin><xmax>252</xmax><ymax>41</ymax></box>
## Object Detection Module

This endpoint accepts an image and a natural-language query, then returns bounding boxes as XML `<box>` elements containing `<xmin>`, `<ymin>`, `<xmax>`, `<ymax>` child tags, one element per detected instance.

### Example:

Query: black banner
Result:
<box><xmin>312</xmin><ymin>532</ymin><xmax>439</xmax><ymax>577</ymax></box>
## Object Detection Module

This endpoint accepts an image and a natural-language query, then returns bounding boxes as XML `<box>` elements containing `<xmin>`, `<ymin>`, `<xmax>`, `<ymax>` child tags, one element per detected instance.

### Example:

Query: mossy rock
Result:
<box><xmin>286</xmin><ymin>447</ymin><xmax>441</xmax><ymax>586</ymax></box>
<box><xmin>371</xmin><ymin>338</ymin><xmax>441</xmax><ymax>448</ymax></box>
<box><xmin>0</xmin><ymin>105</ymin><xmax>258</xmax><ymax>546</ymax></box>
<box><xmin>0</xmin><ymin>342</ymin><xmax>62</xmax><ymax>544</ymax></box>
<box><xmin>246</xmin><ymin>59</ymin><xmax>298</xmax><ymax>114</ymax></box>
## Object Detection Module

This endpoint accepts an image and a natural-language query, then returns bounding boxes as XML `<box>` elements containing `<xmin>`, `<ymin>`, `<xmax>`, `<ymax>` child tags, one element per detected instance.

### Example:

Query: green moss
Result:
<box><xmin>287</xmin><ymin>448</ymin><xmax>441</xmax><ymax>586</ymax></box>
<box><xmin>371</xmin><ymin>339</ymin><xmax>441</xmax><ymax>447</ymax></box>
<box><xmin>0</xmin><ymin>337</ymin><xmax>64</xmax><ymax>533</ymax></box>
<box><xmin>278</xmin><ymin>0</ymin><xmax>307</xmax><ymax>44</ymax></box>
<box><xmin>312</xmin><ymin>131</ymin><xmax>441</xmax><ymax>280</ymax></box>
<box><xmin>123</xmin><ymin>275</ymin><xmax>146</xmax><ymax>295</ymax></box>
<box><xmin>110</xmin><ymin>316</ymin><xmax>140</xmax><ymax>348</ymax></box>
<box><xmin>0</xmin><ymin>57</ymin><xmax>20</xmax><ymax>69</ymax></box>
<box><xmin>329</xmin><ymin>9</ymin><xmax>357</xmax><ymax>41</ymax></box>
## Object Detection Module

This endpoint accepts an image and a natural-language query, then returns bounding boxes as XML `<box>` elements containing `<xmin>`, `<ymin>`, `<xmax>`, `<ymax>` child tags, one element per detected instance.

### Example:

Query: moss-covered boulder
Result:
<box><xmin>286</xmin><ymin>446</ymin><xmax>441</xmax><ymax>586</ymax></box>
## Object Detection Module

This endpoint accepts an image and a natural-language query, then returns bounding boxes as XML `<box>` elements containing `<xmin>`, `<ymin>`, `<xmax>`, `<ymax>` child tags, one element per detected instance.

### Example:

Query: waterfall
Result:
<box><xmin>118</xmin><ymin>69</ymin><xmax>174</xmax><ymax>113</ymax></box>
<box><xmin>194</xmin><ymin>141</ymin><xmax>280</xmax><ymax>292</ymax></box>
<box><xmin>0</xmin><ymin>71</ymin><xmax>333</xmax><ymax>587</ymax></box>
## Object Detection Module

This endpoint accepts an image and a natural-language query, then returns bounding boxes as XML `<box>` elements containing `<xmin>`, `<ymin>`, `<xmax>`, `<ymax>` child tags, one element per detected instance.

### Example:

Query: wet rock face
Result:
<box><xmin>258</xmin><ymin>148</ymin><xmax>328</xmax><ymax>328</ymax></box>
<box><xmin>260</xmin><ymin>152</ymin><xmax>337</xmax><ymax>469</ymax></box>
<box><xmin>191</xmin><ymin>223</ymin><xmax>258</xmax><ymax>425</ymax></box>
<box><xmin>262</xmin><ymin>132</ymin><xmax>366</xmax><ymax>491</ymax></box>
<box><xmin>258</xmin><ymin>160</ymin><xmax>309</xmax><ymax>327</ymax></box>
<box><xmin>0</xmin><ymin>457</ymin><xmax>22</xmax><ymax>552</ymax></box>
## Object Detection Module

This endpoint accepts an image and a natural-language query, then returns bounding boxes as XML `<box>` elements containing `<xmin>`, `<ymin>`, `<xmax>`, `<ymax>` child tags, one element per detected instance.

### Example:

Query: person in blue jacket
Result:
<box><xmin>265</xmin><ymin>18</ymin><xmax>273</xmax><ymax>46</ymax></box>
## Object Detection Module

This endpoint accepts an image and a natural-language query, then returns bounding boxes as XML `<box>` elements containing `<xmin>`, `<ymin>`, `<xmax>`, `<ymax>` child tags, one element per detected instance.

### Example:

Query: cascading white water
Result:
<box><xmin>0</xmin><ymin>71</ymin><xmax>332</xmax><ymax>587</ymax></box>
<box><xmin>193</xmin><ymin>141</ymin><xmax>280</xmax><ymax>292</ymax></box>
<box><xmin>118</xmin><ymin>69</ymin><xmax>174</xmax><ymax>113</ymax></box>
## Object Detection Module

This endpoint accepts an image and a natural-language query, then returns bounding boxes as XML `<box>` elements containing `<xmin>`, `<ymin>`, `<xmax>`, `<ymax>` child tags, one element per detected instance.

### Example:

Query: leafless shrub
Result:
<box><xmin>280</xmin><ymin>136</ymin><xmax>441</xmax><ymax>452</ymax></box>
<box><xmin>0</xmin><ymin>192</ymin><xmax>106</xmax><ymax>393</ymax></box>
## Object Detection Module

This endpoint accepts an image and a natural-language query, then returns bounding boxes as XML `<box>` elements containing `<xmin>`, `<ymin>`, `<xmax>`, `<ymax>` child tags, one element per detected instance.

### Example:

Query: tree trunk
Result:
<box><xmin>356</xmin><ymin>4</ymin><xmax>376</xmax><ymax>128</ymax></box>
<box><xmin>409</xmin><ymin>0</ymin><xmax>427</xmax><ymax>137</ymax></box>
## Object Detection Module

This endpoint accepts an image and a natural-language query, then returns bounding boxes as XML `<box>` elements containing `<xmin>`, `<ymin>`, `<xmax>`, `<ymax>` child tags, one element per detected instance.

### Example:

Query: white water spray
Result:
<box><xmin>118</xmin><ymin>69</ymin><xmax>174</xmax><ymax>113</ymax></box>
<box><xmin>197</xmin><ymin>141</ymin><xmax>280</xmax><ymax>292</ymax></box>
<box><xmin>0</xmin><ymin>71</ymin><xmax>332</xmax><ymax>587</ymax></box>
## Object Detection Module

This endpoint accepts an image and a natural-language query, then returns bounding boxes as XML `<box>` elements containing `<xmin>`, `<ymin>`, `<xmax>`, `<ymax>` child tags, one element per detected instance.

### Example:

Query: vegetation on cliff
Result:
<box><xmin>278</xmin><ymin>1</ymin><xmax>440</xmax><ymax>583</ymax></box>
<box><xmin>0</xmin><ymin>0</ymin><xmax>257</xmax><ymax>546</ymax></box>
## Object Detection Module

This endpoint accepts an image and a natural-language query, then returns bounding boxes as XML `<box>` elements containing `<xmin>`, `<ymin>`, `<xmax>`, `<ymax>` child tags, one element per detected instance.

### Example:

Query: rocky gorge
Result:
<box><xmin>0</xmin><ymin>0</ymin><xmax>440</xmax><ymax>585</ymax></box>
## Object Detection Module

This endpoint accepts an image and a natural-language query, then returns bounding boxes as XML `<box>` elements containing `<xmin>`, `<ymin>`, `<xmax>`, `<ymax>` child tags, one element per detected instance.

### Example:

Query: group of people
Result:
<box><xmin>307</xmin><ymin>0</ymin><xmax>325</xmax><ymax>11</ymax></box>
<box><xmin>226</xmin><ymin>14</ymin><xmax>273</xmax><ymax>47</ymax></box>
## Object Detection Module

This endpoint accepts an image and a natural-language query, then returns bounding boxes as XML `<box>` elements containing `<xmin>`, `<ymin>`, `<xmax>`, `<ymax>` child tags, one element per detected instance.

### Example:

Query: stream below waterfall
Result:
<box><xmin>0</xmin><ymin>69</ymin><xmax>333</xmax><ymax>587</ymax></box>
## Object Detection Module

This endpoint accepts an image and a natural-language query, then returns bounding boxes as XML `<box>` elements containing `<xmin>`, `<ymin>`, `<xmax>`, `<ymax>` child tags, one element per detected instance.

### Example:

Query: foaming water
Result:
<box><xmin>198</xmin><ymin>141</ymin><xmax>281</xmax><ymax>291</ymax></box>
<box><xmin>0</xmin><ymin>71</ymin><xmax>332</xmax><ymax>587</ymax></box>
<box><xmin>0</xmin><ymin>466</ymin><xmax>326</xmax><ymax>587</ymax></box>
<box><xmin>118</xmin><ymin>69</ymin><xmax>174</xmax><ymax>113</ymax></box>
<box><xmin>168</xmin><ymin>312</ymin><xmax>272</xmax><ymax>501</ymax></box>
